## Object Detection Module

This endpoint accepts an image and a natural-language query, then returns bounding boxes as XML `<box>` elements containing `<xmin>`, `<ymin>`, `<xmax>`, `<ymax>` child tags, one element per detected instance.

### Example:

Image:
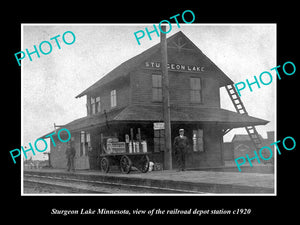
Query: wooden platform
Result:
<box><xmin>23</xmin><ymin>168</ymin><xmax>275</xmax><ymax>194</ymax></box>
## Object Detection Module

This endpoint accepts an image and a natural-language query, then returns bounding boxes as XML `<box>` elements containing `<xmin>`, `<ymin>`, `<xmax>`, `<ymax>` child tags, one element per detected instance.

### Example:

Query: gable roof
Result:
<box><xmin>75</xmin><ymin>31</ymin><xmax>233</xmax><ymax>98</ymax></box>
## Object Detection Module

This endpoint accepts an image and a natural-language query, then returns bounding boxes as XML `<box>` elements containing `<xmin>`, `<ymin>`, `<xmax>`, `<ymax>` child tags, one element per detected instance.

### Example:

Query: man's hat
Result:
<box><xmin>179</xmin><ymin>129</ymin><xmax>184</xmax><ymax>132</ymax></box>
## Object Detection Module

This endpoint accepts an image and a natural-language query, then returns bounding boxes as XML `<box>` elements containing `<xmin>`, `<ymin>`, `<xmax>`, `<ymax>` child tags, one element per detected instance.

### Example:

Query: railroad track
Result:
<box><xmin>24</xmin><ymin>173</ymin><xmax>206</xmax><ymax>194</ymax></box>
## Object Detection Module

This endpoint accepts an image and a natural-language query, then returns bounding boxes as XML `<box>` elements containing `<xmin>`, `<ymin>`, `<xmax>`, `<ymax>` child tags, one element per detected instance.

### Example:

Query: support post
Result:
<box><xmin>160</xmin><ymin>25</ymin><xmax>172</xmax><ymax>170</ymax></box>
<box><xmin>130</xmin><ymin>128</ymin><xmax>134</xmax><ymax>153</ymax></box>
<box><xmin>100</xmin><ymin>133</ymin><xmax>103</xmax><ymax>155</ymax></box>
<box><xmin>138</xmin><ymin>128</ymin><xmax>142</xmax><ymax>152</ymax></box>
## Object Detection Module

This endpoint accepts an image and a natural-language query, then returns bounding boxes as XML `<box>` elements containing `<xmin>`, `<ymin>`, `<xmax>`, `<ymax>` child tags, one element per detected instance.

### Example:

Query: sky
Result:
<box><xmin>22</xmin><ymin>24</ymin><xmax>276</xmax><ymax>161</ymax></box>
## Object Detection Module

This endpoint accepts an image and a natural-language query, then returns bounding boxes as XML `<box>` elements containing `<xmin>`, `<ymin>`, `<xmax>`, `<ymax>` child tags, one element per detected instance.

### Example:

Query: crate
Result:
<box><xmin>107</xmin><ymin>142</ymin><xmax>126</xmax><ymax>154</ymax></box>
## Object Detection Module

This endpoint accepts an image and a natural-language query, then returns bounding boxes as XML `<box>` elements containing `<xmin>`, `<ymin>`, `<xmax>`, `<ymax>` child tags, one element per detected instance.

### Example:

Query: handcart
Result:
<box><xmin>99</xmin><ymin>136</ymin><xmax>150</xmax><ymax>174</ymax></box>
<box><xmin>99</xmin><ymin>152</ymin><xmax>150</xmax><ymax>174</ymax></box>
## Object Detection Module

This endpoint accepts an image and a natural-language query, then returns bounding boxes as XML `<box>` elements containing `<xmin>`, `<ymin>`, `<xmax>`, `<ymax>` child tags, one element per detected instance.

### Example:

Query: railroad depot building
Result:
<box><xmin>41</xmin><ymin>31</ymin><xmax>268</xmax><ymax>170</ymax></box>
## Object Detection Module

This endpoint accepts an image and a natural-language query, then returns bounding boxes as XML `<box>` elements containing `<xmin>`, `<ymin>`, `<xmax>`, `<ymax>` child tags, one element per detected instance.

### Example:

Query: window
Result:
<box><xmin>91</xmin><ymin>97</ymin><xmax>96</xmax><ymax>114</ymax></box>
<box><xmin>111</xmin><ymin>90</ymin><xmax>117</xmax><ymax>108</ymax></box>
<box><xmin>80</xmin><ymin>131</ymin><xmax>91</xmax><ymax>156</ymax></box>
<box><xmin>96</xmin><ymin>96</ymin><xmax>101</xmax><ymax>113</ymax></box>
<box><xmin>90</xmin><ymin>96</ymin><xmax>101</xmax><ymax>114</ymax></box>
<box><xmin>80</xmin><ymin>131</ymin><xmax>85</xmax><ymax>156</ymax></box>
<box><xmin>190</xmin><ymin>77</ymin><xmax>202</xmax><ymax>103</ymax></box>
<box><xmin>152</xmin><ymin>74</ymin><xmax>162</xmax><ymax>102</ymax></box>
<box><xmin>86</xmin><ymin>133</ymin><xmax>90</xmax><ymax>156</ymax></box>
<box><xmin>192</xmin><ymin>129</ymin><xmax>204</xmax><ymax>152</ymax></box>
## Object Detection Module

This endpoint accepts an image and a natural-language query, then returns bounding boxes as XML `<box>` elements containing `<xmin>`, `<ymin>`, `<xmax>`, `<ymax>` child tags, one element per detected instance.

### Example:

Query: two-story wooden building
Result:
<box><xmin>41</xmin><ymin>31</ymin><xmax>268</xmax><ymax>170</ymax></box>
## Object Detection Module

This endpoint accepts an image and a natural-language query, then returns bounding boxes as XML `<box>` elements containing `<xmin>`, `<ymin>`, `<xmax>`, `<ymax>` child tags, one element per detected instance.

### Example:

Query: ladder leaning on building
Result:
<box><xmin>225</xmin><ymin>84</ymin><xmax>263</xmax><ymax>151</ymax></box>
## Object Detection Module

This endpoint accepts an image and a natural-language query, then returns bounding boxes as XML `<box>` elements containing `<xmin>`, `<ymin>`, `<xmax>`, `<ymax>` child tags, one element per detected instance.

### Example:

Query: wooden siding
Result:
<box><xmin>49</xmin><ymin>136</ymin><xmax>67</xmax><ymax>169</ymax></box>
<box><xmin>87</xmin><ymin>81</ymin><xmax>130</xmax><ymax>116</ymax></box>
<box><xmin>49</xmin><ymin>132</ymin><xmax>91</xmax><ymax>170</ymax></box>
<box><xmin>130</xmin><ymin>68</ymin><xmax>221</xmax><ymax>108</ymax></box>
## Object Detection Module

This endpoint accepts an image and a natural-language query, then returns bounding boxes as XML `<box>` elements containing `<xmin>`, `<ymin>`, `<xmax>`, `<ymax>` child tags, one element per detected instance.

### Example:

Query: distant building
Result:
<box><xmin>24</xmin><ymin>158</ymin><xmax>49</xmax><ymax>169</ymax></box>
<box><xmin>223</xmin><ymin>131</ymin><xmax>275</xmax><ymax>164</ymax></box>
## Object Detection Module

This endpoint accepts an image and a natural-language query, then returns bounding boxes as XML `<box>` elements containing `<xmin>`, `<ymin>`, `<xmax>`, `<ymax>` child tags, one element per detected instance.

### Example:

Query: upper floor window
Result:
<box><xmin>152</xmin><ymin>74</ymin><xmax>162</xmax><ymax>102</ymax></box>
<box><xmin>190</xmin><ymin>77</ymin><xmax>202</xmax><ymax>103</ymax></box>
<box><xmin>111</xmin><ymin>90</ymin><xmax>117</xmax><ymax>108</ymax></box>
<box><xmin>90</xmin><ymin>96</ymin><xmax>101</xmax><ymax>114</ymax></box>
<box><xmin>96</xmin><ymin>96</ymin><xmax>101</xmax><ymax>113</ymax></box>
<box><xmin>91</xmin><ymin>97</ymin><xmax>96</xmax><ymax>114</ymax></box>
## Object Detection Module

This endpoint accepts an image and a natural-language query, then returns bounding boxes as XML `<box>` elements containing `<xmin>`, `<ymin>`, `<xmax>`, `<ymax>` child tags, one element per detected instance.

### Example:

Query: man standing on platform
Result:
<box><xmin>173</xmin><ymin>129</ymin><xmax>189</xmax><ymax>171</ymax></box>
<box><xmin>66</xmin><ymin>141</ymin><xmax>76</xmax><ymax>172</ymax></box>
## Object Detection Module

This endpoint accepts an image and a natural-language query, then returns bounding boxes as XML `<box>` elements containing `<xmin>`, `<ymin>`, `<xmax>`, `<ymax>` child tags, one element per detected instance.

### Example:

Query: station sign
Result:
<box><xmin>153</xmin><ymin>122</ymin><xmax>165</xmax><ymax>130</ymax></box>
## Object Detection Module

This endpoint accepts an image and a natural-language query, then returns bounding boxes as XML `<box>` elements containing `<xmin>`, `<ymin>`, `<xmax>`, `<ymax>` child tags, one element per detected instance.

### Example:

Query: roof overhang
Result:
<box><xmin>40</xmin><ymin>105</ymin><xmax>268</xmax><ymax>138</ymax></box>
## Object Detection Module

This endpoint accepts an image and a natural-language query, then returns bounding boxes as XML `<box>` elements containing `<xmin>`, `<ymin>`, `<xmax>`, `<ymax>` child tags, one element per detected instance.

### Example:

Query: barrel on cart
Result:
<box><xmin>99</xmin><ymin>137</ymin><xmax>150</xmax><ymax>174</ymax></box>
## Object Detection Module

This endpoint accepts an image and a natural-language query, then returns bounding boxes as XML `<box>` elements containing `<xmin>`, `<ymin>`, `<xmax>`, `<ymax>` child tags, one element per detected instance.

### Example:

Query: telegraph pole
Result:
<box><xmin>160</xmin><ymin>26</ymin><xmax>172</xmax><ymax>170</ymax></box>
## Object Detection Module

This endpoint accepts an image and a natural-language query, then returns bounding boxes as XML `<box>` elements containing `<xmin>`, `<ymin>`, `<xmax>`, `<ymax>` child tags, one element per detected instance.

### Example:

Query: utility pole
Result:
<box><xmin>160</xmin><ymin>26</ymin><xmax>172</xmax><ymax>170</ymax></box>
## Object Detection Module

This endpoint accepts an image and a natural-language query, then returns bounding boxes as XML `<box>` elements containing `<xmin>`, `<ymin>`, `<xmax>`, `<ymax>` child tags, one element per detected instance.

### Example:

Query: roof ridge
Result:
<box><xmin>75</xmin><ymin>31</ymin><xmax>233</xmax><ymax>98</ymax></box>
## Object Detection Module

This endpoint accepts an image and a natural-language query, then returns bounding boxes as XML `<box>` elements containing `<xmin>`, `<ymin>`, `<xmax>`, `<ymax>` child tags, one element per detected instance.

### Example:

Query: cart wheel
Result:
<box><xmin>120</xmin><ymin>155</ymin><xmax>132</xmax><ymax>174</ymax></box>
<box><xmin>139</xmin><ymin>155</ymin><xmax>150</xmax><ymax>173</ymax></box>
<box><xmin>100</xmin><ymin>157</ymin><xmax>110</xmax><ymax>173</ymax></box>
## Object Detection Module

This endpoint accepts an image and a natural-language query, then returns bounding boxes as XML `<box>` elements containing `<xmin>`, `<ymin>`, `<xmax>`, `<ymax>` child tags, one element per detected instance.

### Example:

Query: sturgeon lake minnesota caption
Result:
<box><xmin>51</xmin><ymin>208</ymin><xmax>131</xmax><ymax>216</ymax></box>
<box><xmin>51</xmin><ymin>208</ymin><xmax>247</xmax><ymax>216</ymax></box>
